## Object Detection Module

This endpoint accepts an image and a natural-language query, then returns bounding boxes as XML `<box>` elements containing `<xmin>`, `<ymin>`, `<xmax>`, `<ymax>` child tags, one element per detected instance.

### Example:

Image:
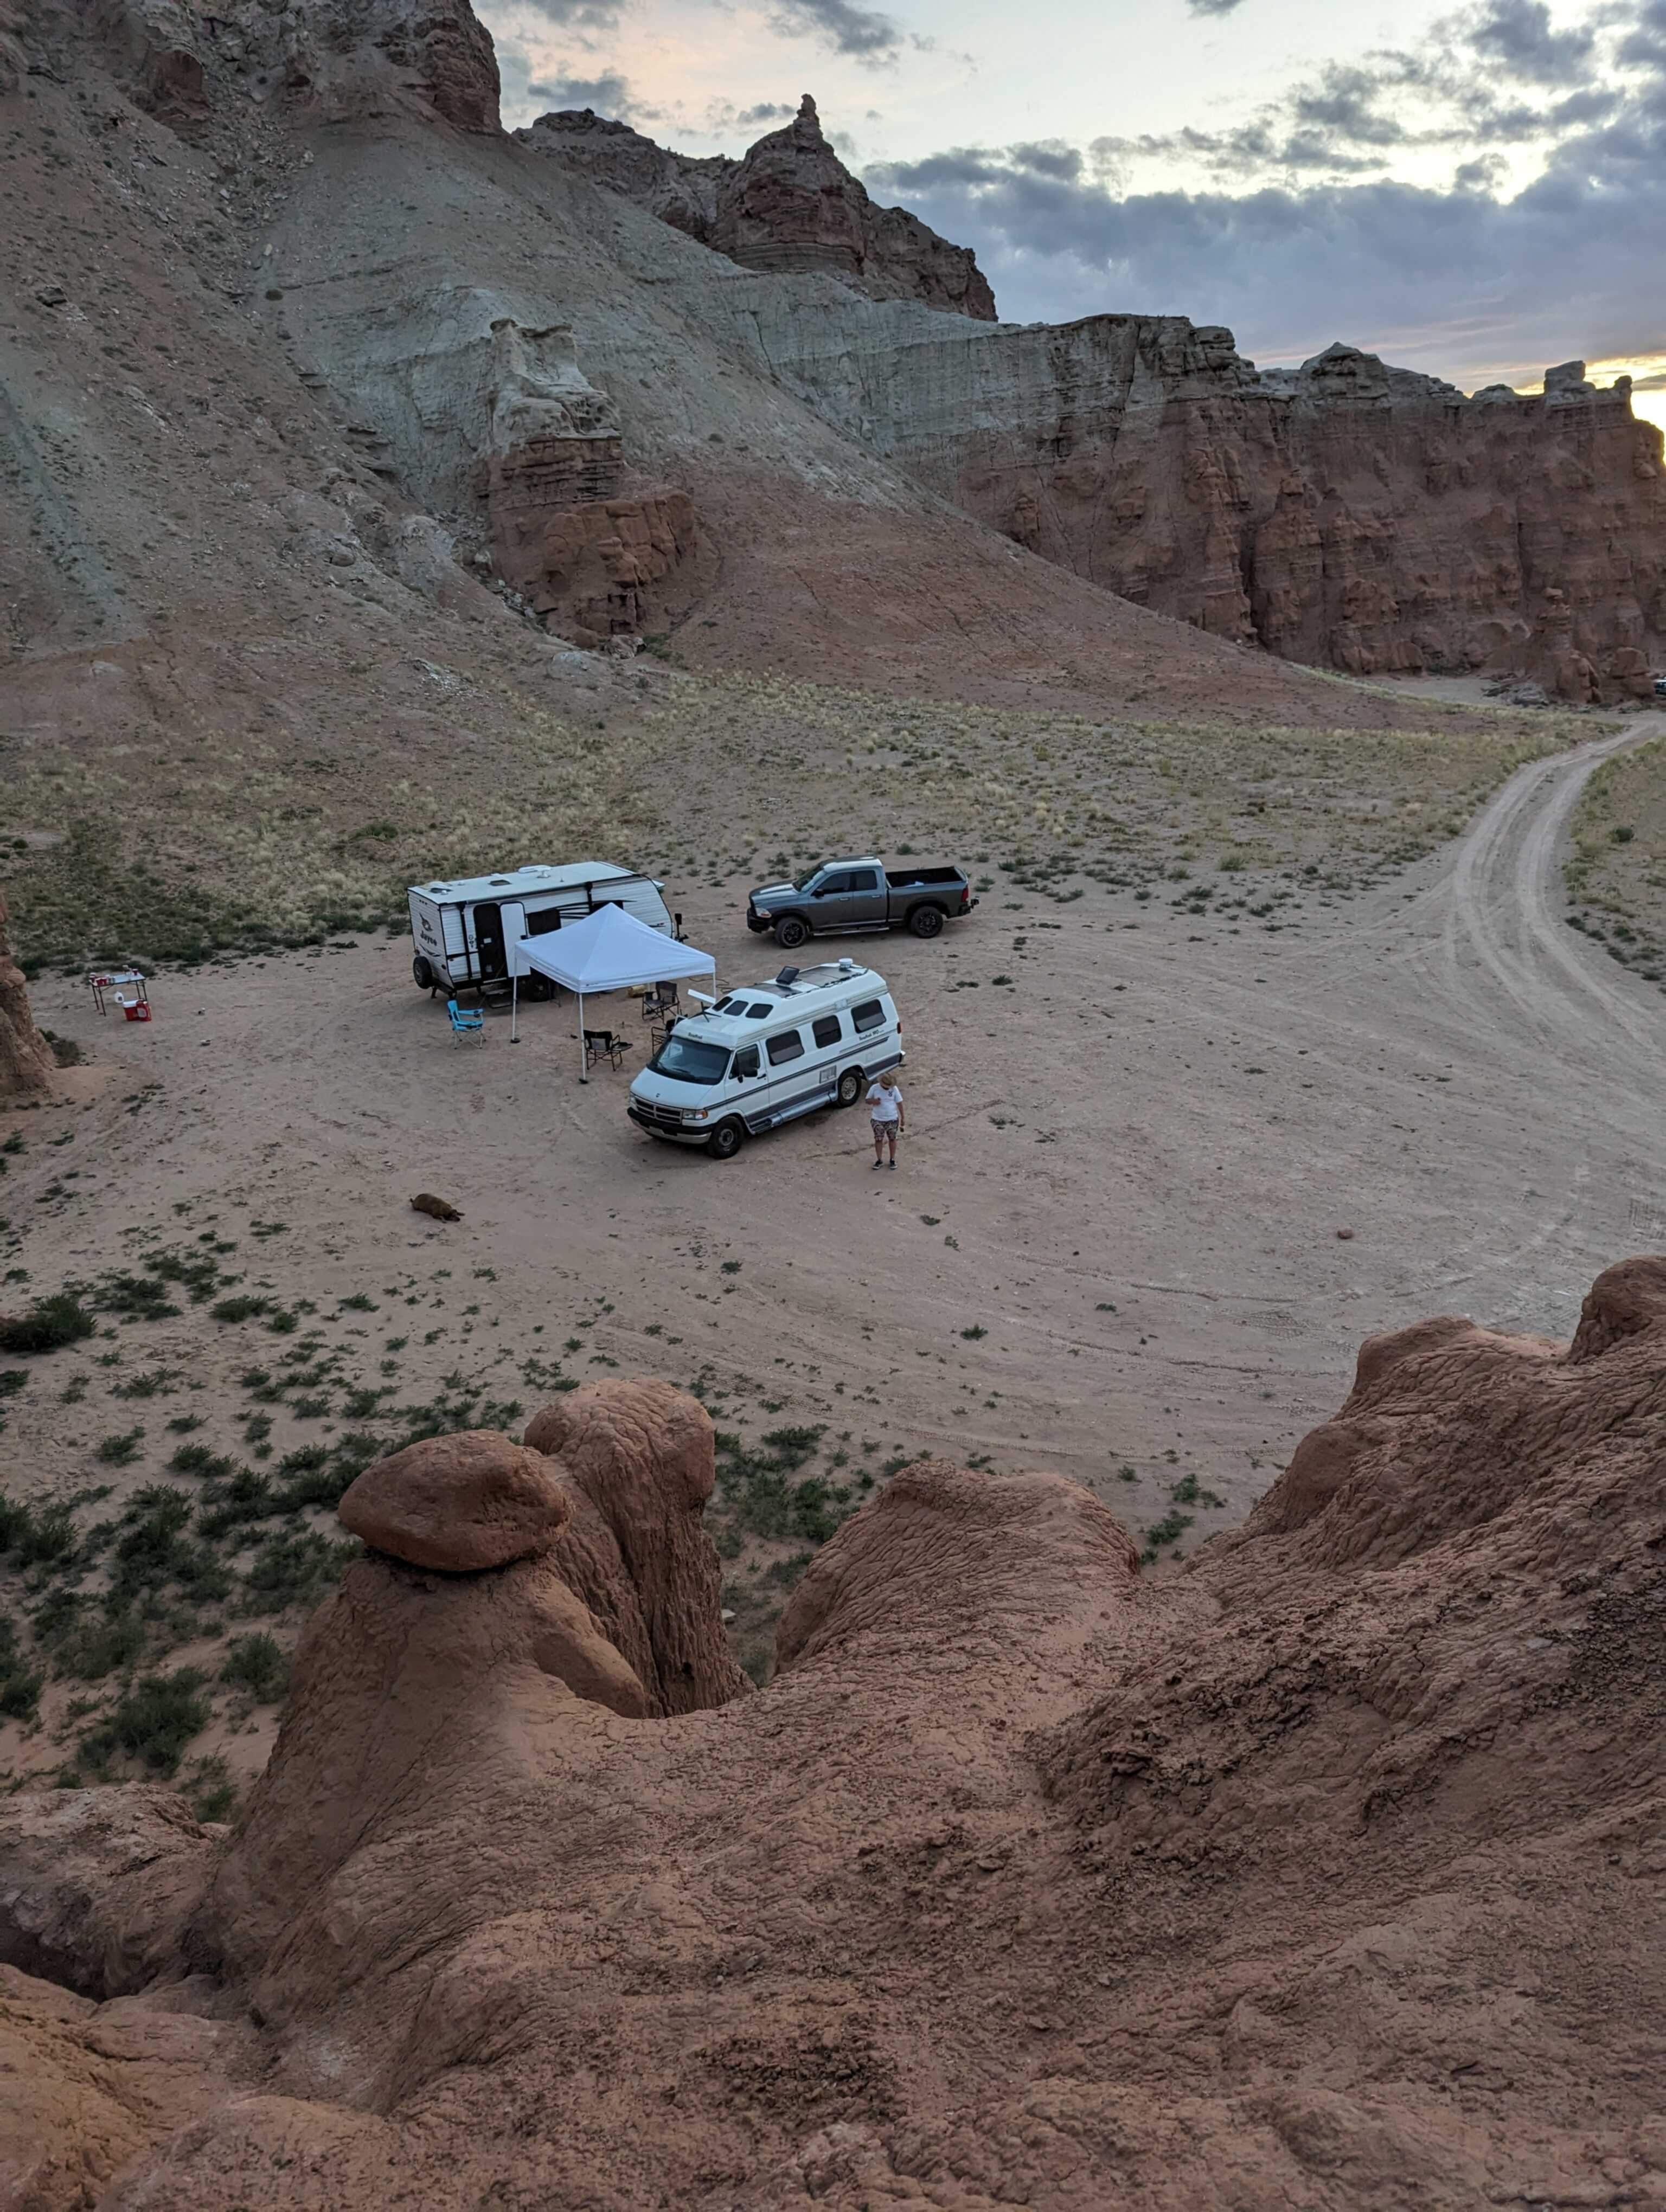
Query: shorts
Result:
<box><xmin>872</xmin><ymin>1115</ymin><xmax>900</xmax><ymax>1136</ymax></box>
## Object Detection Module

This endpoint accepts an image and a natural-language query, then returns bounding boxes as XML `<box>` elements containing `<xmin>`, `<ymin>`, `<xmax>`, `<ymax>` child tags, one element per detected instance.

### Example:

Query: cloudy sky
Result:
<box><xmin>480</xmin><ymin>0</ymin><xmax>1666</xmax><ymax>420</ymax></box>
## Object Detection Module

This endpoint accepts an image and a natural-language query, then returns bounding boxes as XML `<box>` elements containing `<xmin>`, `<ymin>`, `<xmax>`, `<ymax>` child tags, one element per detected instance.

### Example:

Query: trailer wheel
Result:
<box><xmin>412</xmin><ymin>956</ymin><xmax>436</xmax><ymax>990</ymax></box>
<box><xmin>774</xmin><ymin>914</ymin><xmax>809</xmax><ymax>950</ymax></box>
<box><xmin>907</xmin><ymin>904</ymin><xmax>944</xmax><ymax>939</ymax></box>
<box><xmin>836</xmin><ymin>1068</ymin><xmax>863</xmax><ymax>1107</ymax></box>
<box><xmin>707</xmin><ymin>1118</ymin><xmax>746</xmax><ymax>1161</ymax></box>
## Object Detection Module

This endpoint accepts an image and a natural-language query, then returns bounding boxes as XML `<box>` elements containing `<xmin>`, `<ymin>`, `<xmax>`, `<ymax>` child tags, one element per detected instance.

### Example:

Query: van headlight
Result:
<box><xmin>682</xmin><ymin>1108</ymin><xmax>709</xmax><ymax>1122</ymax></box>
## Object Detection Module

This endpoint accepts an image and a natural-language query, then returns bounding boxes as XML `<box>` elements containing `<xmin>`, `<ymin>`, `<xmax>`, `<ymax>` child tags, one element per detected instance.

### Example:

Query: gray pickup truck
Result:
<box><xmin>746</xmin><ymin>857</ymin><xmax>977</xmax><ymax>949</ymax></box>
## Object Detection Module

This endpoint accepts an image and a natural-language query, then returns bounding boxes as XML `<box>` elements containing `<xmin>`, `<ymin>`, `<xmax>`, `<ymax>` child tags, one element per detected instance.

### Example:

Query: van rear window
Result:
<box><xmin>812</xmin><ymin>1014</ymin><xmax>843</xmax><ymax>1047</ymax></box>
<box><xmin>851</xmin><ymin>999</ymin><xmax>885</xmax><ymax>1034</ymax></box>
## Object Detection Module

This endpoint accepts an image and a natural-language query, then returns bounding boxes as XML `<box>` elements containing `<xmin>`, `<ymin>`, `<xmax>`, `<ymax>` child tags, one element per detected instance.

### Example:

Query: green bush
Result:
<box><xmin>78</xmin><ymin>1668</ymin><xmax>211</xmax><ymax>1777</ymax></box>
<box><xmin>0</xmin><ymin>1294</ymin><xmax>95</xmax><ymax>1355</ymax></box>
<box><xmin>220</xmin><ymin>1632</ymin><xmax>289</xmax><ymax>1703</ymax></box>
<box><xmin>241</xmin><ymin>1529</ymin><xmax>359</xmax><ymax>1615</ymax></box>
<box><xmin>210</xmin><ymin>1296</ymin><xmax>271</xmax><ymax>1325</ymax></box>
<box><xmin>0</xmin><ymin>1613</ymin><xmax>42</xmax><ymax>1720</ymax></box>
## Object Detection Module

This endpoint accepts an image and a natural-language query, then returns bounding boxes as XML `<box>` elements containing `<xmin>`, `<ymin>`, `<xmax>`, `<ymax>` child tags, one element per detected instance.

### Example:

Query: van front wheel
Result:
<box><xmin>836</xmin><ymin>1068</ymin><xmax>863</xmax><ymax>1107</ymax></box>
<box><xmin>707</xmin><ymin>1119</ymin><xmax>746</xmax><ymax>1161</ymax></box>
<box><xmin>907</xmin><ymin>904</ymin><xmax>944</xmax><ymax>939</ymax></box>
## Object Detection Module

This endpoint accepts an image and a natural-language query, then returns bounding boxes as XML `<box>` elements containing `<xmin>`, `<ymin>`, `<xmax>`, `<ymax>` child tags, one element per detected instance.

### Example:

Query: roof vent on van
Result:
<box><xmin>489</xmin><ymin>877</ymin><xmax>512</xmax><ymax>886</ymax></box>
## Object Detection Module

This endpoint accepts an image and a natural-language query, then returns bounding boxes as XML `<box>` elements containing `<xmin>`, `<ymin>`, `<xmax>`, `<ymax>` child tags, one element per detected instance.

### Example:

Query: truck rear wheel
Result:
<box><xmin>908</xmin><ymin>904</ymin><xmax>944</xmax><ymax>939</ymax></box>
<box><xmin>707</xmin><ymin>1118</ymin><xmax>746</xmax><ymax>1160</ymax></box>
<box><xmin>413</xmin><ymin>956</ymin><xmax>436</xmax><ymax>990</ymax></box>
<box><xmin>836</xmin><ymin>1068</ymin><xmax>863</xmax><ymax>1107</ymax></box>
<box><xmin>774</xmin><ymin>915</ymin><xmax>809</xmax><ymax>950</ymax></box>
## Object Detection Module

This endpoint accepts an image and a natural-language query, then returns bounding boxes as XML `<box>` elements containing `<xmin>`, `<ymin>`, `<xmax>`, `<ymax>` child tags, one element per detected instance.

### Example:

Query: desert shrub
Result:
<box><xmin>94</xmin><ymin>1427</ymin><xmax>145</xmax><ymax>1466</ymax></box>
<box><xmin>78</xmin><ymin>1668</ymin><xmax>211</xmax><ymax>1777</ymax></box>
<box><xmin>0</xmin><ymin>1500</ymin><xmax>78</xmax><ymax>1567</ymax></box>
<box><xmin>36</xmin><ymin>1584</ymin><xmax>149</xmax><ymax>1681</ymax></box>
<box><xmin>170</xmin><ymin>1443</ymin><xmax>236</xmax><ymax>1480</ymax></box>
<box><xmin>0</xmin><ymin>1294</ymin><xmax>95</xmax><ymax>1355</ymax></box>
<box><xmin>92</xmin><ymin>1273</ymin><xmax>178</xmax><ymax>1322</ymax></box>
<box><xmin>220</xmin><ymin>1632</ymin><xmax>289</xmax><ymax>1703</ymax></box>
<box><xmin>0</xmin><ymin>1612</ymin><xmax>42</xmax><ymax>1719</ymax></box>
<box><xmin>210</xmin><ymin>1295</ymin><xmax>271</xmax><ymax>1325</ymax></box>
<box><xmin>0</xmin><ymin>1371</ymin><xmax>27</xmax><ymax>1399</ymax></box>
<box><xmin>241</xmin><ymin>1529</ymin><xmax>359</xmax><ymax>1615</ymax></box>
<box><xmin>195</xmin><ymin>1467</ymin><xmax>277</xmax><ymax>1541</ymax></box>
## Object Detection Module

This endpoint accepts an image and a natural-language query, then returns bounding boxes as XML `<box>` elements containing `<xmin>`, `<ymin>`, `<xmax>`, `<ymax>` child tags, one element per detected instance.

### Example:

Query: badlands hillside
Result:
<box><xmin>1</xmin><ymin>0</ymin><xmax>1665</xmax><ymax>2204</ymax></box>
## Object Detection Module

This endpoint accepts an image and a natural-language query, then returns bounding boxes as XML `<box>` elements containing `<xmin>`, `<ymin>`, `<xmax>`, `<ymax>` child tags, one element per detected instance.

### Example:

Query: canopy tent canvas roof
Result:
<box><xmin>508</xmin><ymin>904</ymin><xmax>717</xmax><ymax>1080</ymax></box>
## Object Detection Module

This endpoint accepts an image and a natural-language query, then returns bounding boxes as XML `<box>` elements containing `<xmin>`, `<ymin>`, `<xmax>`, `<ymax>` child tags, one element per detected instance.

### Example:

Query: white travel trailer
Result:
<box><xmin>408</xmin><ymin>863</ymin><xmax>676</xmax><ymax>995</ymax></box>
<box><xmin>627</xmin><ymin>960</ymin><xmax>902</xmax><ymax>1159</ymax></box>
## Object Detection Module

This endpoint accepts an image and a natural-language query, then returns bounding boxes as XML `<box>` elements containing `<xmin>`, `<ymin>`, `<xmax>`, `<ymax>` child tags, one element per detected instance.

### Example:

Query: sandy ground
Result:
<box><xmin>11</xmin><ymin>719</ymin><xmax>1664</xmax><ymax>1567</ymax></box>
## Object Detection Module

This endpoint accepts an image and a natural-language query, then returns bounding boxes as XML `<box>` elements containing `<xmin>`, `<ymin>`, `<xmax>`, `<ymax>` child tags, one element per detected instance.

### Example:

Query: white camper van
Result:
<box><xmin>627</xmin><ymin>960</ymin><xmax>902</xmax><ymax>1159</ymax></box>
<box><xmin>408</xmin><ymin>864</ymin><xmax>676</xmax><ymax>996</ymax></box>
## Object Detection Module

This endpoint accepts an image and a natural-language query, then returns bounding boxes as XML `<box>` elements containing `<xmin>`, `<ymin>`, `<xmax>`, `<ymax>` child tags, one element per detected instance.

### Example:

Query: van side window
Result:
<box><xmin>733</xmin><ymin>1045</ymin><xmax>760</xmax><ymax>1079</ymax></box>
<box><xmin>851</xmin><ymin>999</ymin><xmax>885</xmax><ymax>1034</ymax></box>
<box><xmin>812</xmin><ymin>1014</ymin><xmax>843</xmax><ymax>1047</ymax></box>
<box><xmin>766</xmin><ymin>1029</ymin><xmax>805</xmax><ymax>1066</ymax></box>
<box><xmin>526</xmin><ymin>908</ymin><xmax>563</xmax><ymax>937</ymax></box>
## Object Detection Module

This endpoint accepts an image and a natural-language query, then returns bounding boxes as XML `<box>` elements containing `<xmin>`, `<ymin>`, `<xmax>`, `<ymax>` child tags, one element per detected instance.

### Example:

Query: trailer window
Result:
<box><xmin>766</xmin><ymin>1029</ymin><xmax>806</xmax><ymax>1066</ymax></box>
<box><xmin>526</xmin><ymin>907</ymin><xmax>563</xmax><ymax>937</ymax></box>
<box><xmin>851</xmin><ymin>999</ymin><xmax>885</xmax><ymax>1034</ymax></box>
<box><xmin>812</xmin><ymin>1014</ymin><xmax>843</xmax><ymax>1047</ymax></box>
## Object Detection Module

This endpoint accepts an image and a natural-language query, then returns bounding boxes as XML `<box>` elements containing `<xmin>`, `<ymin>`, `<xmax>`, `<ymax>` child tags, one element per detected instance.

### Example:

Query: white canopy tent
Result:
<box><xmin>508</xmin><ymin>904</ymin><xmax>717</xmax><ymax>1081</ymax></box>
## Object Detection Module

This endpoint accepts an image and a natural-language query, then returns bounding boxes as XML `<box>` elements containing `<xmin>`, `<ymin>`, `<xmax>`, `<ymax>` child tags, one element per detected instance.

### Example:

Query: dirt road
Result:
<box><xmin>16</xmin><ymin>720</ymin><xmax>1666</xmax><ymax>1571</ymax></box>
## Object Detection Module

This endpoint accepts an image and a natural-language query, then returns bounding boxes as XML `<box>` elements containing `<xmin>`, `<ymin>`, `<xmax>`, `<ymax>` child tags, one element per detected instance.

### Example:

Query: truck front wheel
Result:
<box><xmin>707</xmin><ymin>1118</ymin><xmax>746</xmax><ymax>1160</ymax></box>
<box><xmin>908</xmin><ymin>904</ymin><xmax>944</xmax><ymax>939</ymax></box>
<box><xmin>774</xmin><ymin>915</ymin><xmax>810</xmax><ymax>950</ymax></box>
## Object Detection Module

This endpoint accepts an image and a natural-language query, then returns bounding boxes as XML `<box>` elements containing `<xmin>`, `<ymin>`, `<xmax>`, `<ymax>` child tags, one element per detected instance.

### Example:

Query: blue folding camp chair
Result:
<box><xmin>447</xmin><ymin>998</ymin><xmax>485</xmax><ymax>1044</ymax></box>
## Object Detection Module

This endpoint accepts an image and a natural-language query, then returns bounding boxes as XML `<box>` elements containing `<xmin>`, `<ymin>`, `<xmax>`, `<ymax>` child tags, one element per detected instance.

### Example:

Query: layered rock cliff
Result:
<box><xmin>520</xmin><ymin>95</ymin><xmax>997</xmax><ymax>321</ymax></box>
<box><xmin>691</xmin><ymin>291</ymin><xmax>1665</xmax><ymax>697</ymax></box>
<box><xmin>535</xmin><ymin>102</ymin><xmax>1662</xmax><ymax>692</ymax></box>
<box><xmin>79</xmin><ymin>0</ymin><xmax>499</xmax><ymax>131</ymax></box>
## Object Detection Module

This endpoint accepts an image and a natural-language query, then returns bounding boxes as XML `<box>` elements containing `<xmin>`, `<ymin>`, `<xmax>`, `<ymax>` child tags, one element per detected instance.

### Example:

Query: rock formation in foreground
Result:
<box><xmin>522</xmin><ymin>96</ymin><xmax>997</xmax><ymax>321</ymax></box>
<box><xmin>3</xmin><ymin>1265</ymin><xmax>1664</xmax><ymax>2208</ymax></box>
<box><xmin>0</xmin><ymin>890</ymin><xmax>55</xmax><ymax>1099</ymax></box>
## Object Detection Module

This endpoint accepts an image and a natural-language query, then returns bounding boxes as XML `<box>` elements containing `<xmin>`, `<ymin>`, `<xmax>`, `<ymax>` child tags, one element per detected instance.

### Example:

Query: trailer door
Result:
<box><xmin>473</xmin><ymin>902</ymin><xmax>508</xmax><ymax>982</ymax></box>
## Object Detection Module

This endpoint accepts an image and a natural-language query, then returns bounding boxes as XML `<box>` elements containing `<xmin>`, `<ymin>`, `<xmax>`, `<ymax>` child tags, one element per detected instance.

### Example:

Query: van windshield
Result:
<box><xmin>649</xmin><ymin>1034</ymin><xmax>731</xmax><ymax>1086</ymax></box>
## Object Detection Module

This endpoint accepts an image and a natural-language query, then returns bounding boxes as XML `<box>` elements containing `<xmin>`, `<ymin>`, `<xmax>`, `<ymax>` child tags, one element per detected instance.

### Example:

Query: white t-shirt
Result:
<box><xmin>867</xmin><ymin>1082</ymin><xmax>903</xmax><ymax>1122</ymax></box>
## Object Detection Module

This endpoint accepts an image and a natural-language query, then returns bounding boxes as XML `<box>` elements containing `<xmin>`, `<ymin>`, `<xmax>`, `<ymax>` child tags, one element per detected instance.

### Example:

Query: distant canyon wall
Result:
<box><xmin>575</xmin><ymin>116</ymin><xmax>1664</xmax><ymax>697</ymax></box>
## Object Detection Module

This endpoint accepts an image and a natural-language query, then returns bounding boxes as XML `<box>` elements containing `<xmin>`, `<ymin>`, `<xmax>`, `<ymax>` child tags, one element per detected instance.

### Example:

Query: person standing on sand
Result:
<box><xmin>868</xmin><ymin>1069</ymin><xmax>904</xmax><ymax>1169</ymax></box>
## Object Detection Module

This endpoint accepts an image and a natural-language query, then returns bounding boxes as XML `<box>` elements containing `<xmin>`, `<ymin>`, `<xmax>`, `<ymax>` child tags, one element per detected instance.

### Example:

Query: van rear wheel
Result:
<box><xmin>707</xmin><ymin>1118</ymin><xmax>746</xmax><ymax>1161</ymax></box>
<box><xmin>908</xmin><ymin>904</ymin><xmax>944</xmax><ymax>939</ymax></box>
<box><xmin>836</xmin><ymin>1068</ymin><xmax>863</xmax><ymax>1107</ymax></box>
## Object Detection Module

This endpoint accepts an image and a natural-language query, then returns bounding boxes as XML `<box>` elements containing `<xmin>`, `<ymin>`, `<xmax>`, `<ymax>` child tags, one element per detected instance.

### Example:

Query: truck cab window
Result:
<box><xmin>849</xmin><ymin>870</ymin><xmax>880</xmax><ymax>891</ymax></box>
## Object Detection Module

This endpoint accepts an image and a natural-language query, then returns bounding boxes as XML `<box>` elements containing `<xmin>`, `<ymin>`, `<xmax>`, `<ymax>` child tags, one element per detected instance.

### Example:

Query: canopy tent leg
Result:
<box><xmin>578</xmin><ymin>989</ymin><xmax>587</xmax><ymax>1083</ymax></box>
<box><xmin>510</xmin><ymin>971</ymin><xmax>520</xmax><ymax>1045</ymax></box>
